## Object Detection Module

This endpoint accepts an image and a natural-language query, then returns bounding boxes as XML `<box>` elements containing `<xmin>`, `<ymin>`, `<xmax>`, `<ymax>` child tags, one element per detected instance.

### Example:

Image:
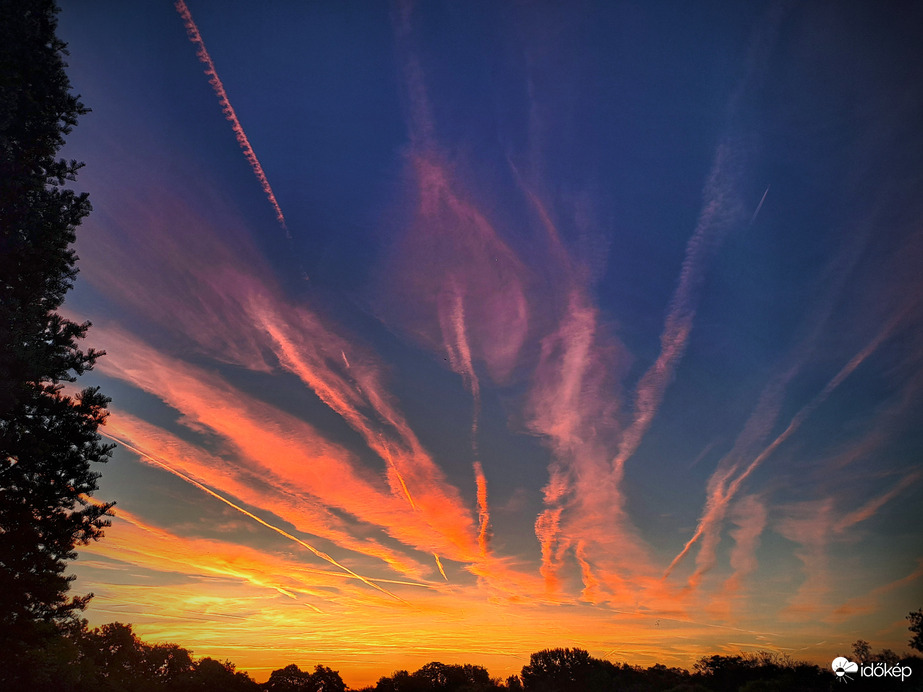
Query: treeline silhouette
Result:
<box><xmin>10</xmin><ymin>618</ymin><xmax>923</xmax><ymax>692</ymax></box>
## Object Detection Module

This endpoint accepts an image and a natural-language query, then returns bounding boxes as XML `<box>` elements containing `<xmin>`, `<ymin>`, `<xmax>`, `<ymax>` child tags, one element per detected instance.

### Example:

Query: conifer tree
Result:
<box><xmin>0</xmin><ymin>0</ymin><xmax>113</xmax><ymax>671</ymax></box>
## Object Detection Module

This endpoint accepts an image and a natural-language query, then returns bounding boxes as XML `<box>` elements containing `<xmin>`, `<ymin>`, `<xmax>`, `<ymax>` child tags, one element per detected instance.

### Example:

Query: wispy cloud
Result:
<box><xmin>534</xmin><ymin>506</ymin><xmax>564</xmax><ymax>593</ymax></box>
<box><xmin>79</xmin><ymin>499</ymin><xmax>435</xmax><ymax>611</ymax></box>
<box><xmin>473</xmin><ymin>461</ymin><xmax>491</xmax><ymax>557</ymax></box>
<box><xmin>91</xmin><ymin>438</ymin><xmax>411</xmax><ymax>605</ymax></box>
<box><xmin>709</xmin><ymin>494</ymin><xmax>768</xmax><ymax>620</ymax></box>
<box><xmin>775</xmin><ymin>498</ymin><xmax>835</xmax><ymax>618</ymax></box>
<box><xmin>71</xmin><ymin>150</ymin><xmax>557</xmax><ymax>600</ymax></box>
<box><xmin>830</xmin><ymin>558</ymin><xmax>923</xmax><ymax>622</ymax></box>
<box><xmin>94</xmin><ymin>326</ymin><xmax>478</xmax><ymax>566</ymax></box>
<box><xmin>836</xmin><ymin>471</ymin><xmax>922</xmax><ymax>534</ymax></box>
<box><xmin>613</xmin><ymin>140</ymin><xmax>746</xmax><ymax>477</ymax></box>
<box><xmin>665</xmin><ymin>308</ymin><xmax>906</xmax><ymax>586</ymax></box>
<box><xmin>103</xmin><ymin>412</ymin><xmax>431</xmax><ymax>580</ymax></box>
<box><xmin>524</xmin><ymin>290</ymin><xmax>635</xmax><ymax>593</ymax></box>
<box><xmin>249</xmin><ymin>296</ymin><xmax>482</xmax><ymax>562</ymax></box>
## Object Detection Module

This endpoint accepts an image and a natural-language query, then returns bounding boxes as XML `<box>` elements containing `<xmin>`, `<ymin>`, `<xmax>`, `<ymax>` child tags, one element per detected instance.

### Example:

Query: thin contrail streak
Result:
<box><xmin>749</xmin><ymin>185</ymin><xmax>770</xmax><ymax>226</ymax></box>
<box><xmin>174</xmin><ymin>0</ymin><xmax>289</xmax><ymax>236</ymax></box>
<box><xmin>100</xmin><ymin>431</ymin><xmax>410</xmax><ymax>604</ymax></box>
<box><xmin>379</xmin><ymin>437</ymin><xmax>417</xmax><ymax>511</ymax></box>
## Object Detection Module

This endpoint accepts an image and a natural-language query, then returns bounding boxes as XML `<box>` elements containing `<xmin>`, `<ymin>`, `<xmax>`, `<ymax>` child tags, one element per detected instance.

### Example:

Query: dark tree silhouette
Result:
<box><xmin>191</xmin><ymin>657</ymin><xmax>260</xmax><ymax>692</ymax></box>
<box><xmin>65</xmin><ymin>622</ymin><xmax>257</xmax><ymax>692</ymax></box>
<box><xmin>692</xmin><ymin>652</ymin><xmax>826</xmax><ymax>692</ymax></box>
<box><xmin>371</xmin><ymin>662</ymin><xmax>499</xmax><ymax>691</ymax></box>
<box><xmin>146</xmin><ymin>642</ymin><xmax>196</xmax><ymax>687</ymax></box>
<box><xmin>265</xmin><ymin>663</ymin><xmax>314</xmax><ymax>691</ymax></box>
<box><xmin>909</xmin><ymin>609</ymin><xmax>923</xmax><ymax>654</ymax></box>
<box><xmin>308</xmin><ymin>664</ymin><xmax>347</xmax><ymax>692</ymax></box>
<box><xmin>411</xmin><ymin>661</ymin><xmax>493</xmax><ymax>690</ymax></box>
<box><xmin>519</xmin><ymin>648</ymin><xmax>613</xmax><ymax>691</ymax></box>
<box><xmin>0</xmin><ymin>0</ymin><xmax>113</xmax><ymax>684</ymax></box>
<box><xmin>693</xmin><ymin>654</ymin><xmax>758</xmax><ymax>692</ymax></box>
<box><xmin>374</xmin><ymin>669</ymin><xmax>420</xmax><ymax>692</ymax></box>
<box><xmin>264</xmin><ymin>663</ymin><xmax>347</xmax><ymax>692</ymax></box>
<box><xmin>87</xmin><ymin>622</ymin><xmax>152</xmax><ymax>690</ymax></box>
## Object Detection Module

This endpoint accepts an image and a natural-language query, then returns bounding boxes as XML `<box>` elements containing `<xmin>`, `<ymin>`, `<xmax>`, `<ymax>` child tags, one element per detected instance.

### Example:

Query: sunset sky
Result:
<box><xmin>55</xmin><ymin>1</ymin><xmax>922</xmax><ymax>686</ymax></box>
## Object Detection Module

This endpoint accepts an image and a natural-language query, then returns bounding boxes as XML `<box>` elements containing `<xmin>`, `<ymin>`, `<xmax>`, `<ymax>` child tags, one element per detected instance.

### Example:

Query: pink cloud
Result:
<box><xmin>775</xmin><ymin>499</ymin><xmax>835</xmax><ymax>618</ymax></box>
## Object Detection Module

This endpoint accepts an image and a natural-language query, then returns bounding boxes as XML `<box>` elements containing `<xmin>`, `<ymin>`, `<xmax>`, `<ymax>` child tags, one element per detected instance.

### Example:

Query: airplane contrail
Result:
<box><xmin>100</xmin><ymin>430</ymin><xmax>410</xmax><ymax>604</ymax></box>
<box><xmin>749</xmin><ymin>185</ymin><xmax>770</xmax><ymax>226</ymax></box>
<box><xmin>174</xmin><ymin>0</ymin><xmax>289</xmax><ymax>236</ymax></box>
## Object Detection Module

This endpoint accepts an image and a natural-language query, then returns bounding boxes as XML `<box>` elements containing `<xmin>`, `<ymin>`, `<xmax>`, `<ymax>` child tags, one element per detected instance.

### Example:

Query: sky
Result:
<box><xmin>54</xmin><ymin>1</ymin><xmax>923</xmax><ymax>686</ymax></box>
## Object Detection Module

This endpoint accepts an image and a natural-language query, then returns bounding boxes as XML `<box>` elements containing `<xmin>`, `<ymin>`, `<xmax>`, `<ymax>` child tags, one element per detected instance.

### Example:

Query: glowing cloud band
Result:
<box><xmin>100</xmin><ymin>430</ymin><xmax>410</xmax><ymax>605</ymax></box>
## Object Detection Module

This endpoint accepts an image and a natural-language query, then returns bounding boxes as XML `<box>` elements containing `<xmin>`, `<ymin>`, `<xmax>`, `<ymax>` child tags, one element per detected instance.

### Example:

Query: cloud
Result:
<box><xmin>69</xmin><ymin>131</ymin><xmax>562</xmax><ymax>600</ymax></box>
<box><xmin>248</xmin><ymin>295</ymin><xmax>482</xmax><ymax>562</ymax></box>
<box><xmin>438</xmin><ymin>281</ymin><xmax>481</xmax><ymax>441</ymax></box>
<box><xmin>709</xmin><ymin>494</ymin><xmax>768</xmax><ymax>620</ymax></box>
<box><xmin>93</xmin><ymin>325</ymin><xmax>480</xmax><ymax>566</ymax></box>
<box><xmin>522</xmin><ymin>137</ymin><xmax>749</xmax><ymax>603</ymax></box>
<box><xmin>727</xmin><ymin>495</ymin><xmax>768</xmax><ymax>588</ymax></box>
<box><xmin>523</xmin><ymin>289</ymin><xmax>639</xmax><ymax>594</ymax></box>
<box><xmin>101</xmin><ymin>413</ymin><xmax>434</xmax><ymax>581</ymax></box>
<box><xmin>99</xmin><ymin>434</ymin><xmax>411</xmax><ymax>604</ymax></box>
<box><xmin>385</xmin><ymin>3</ymin><xmax>659</xmax><ymax>606</ymax></box>
<box><xmin>836</xmin><ymin>471</ymin><xmax>922</xmax><ymax>534</ymax></box>
<box><xmin>534</xmin><ymin>507</ymin><xmax>564</xmax><ymax>593</ymax></box>
<box><xmin>774</xmin><ymin>499</ymin><xmax>835</xmax><ymax>618</ymax></box>
<box><xmin>382</xmin><ymin>152</ymin><xmax>532</xmax><ymax>386</ymax></box>
<box><xmin>665</xmin><ymin>307</ymin><xmax>907</xmax><ymax>586</ymax></box>
<box><xmin>830</xmin><ymin>558</ymin><xmax>923</xmax><ymax>622</ymax></box>
<box><xmin>473</xmin><ymin>461</ymin><xmax>491</xmax><ymax>557</ymax></box>
<box><xmin>73</xmin><ymin>186</ymin><xmax>276</xmax><ymax>372</ymax></box>
<box><xmin>79</xmin><ymin>499</ymin><xmax>428</xmax><ymax>610</ymax></box>
<box><xmin>612</xmin><ymin>139</ymin><xmax>746</xmax><ymax>477</ymax></box>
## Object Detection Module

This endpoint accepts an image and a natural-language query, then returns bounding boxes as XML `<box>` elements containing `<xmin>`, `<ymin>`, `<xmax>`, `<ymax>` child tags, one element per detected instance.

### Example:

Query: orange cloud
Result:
<box><xmin>473</xmin><ymin>462</ymin><xmax>491</xmax><ymax>557</ymax></box>
<box><xmin>247</xmin><ymin>295</ymin><xmax>481</xmax><ymax>563</ymax></box>
<box><xmin>104</xmin><ymin>411</ymin><xmax>430</xmax><ymax>581</ymax></box>
<box><xmin>94</xmin><ymin>326</ymin><xmax>480</xmax><ymax>563</ymax></box>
